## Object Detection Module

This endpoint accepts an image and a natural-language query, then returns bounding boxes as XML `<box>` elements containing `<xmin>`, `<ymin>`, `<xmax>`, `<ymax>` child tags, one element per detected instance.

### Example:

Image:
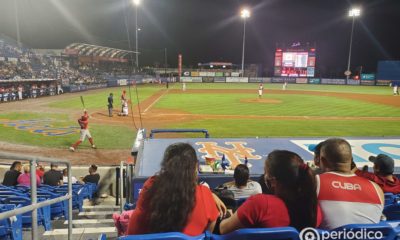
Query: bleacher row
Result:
<box><xmin>0</xmin><ymin>183</ymin><xmax>96</xmax><ymax>240</ymax></box>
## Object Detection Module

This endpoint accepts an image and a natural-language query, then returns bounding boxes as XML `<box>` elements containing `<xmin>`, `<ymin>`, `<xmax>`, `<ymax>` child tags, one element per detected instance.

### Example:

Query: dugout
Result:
<box><xmin>126</xmin><ymin>129</ymin><xmax>400</xmax><ymax>206</ymax></box>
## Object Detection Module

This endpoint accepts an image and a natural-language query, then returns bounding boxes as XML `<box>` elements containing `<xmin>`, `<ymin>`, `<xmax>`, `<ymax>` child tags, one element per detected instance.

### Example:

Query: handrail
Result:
<box><xmin>0</xmin><ymin>151</ymin><xmax>73</xmax><ymax>240</ymax></box>
<box><xmin>149</xmin><ymin>129</ymin><xmax>210</xmax><ymax>139</ymax></box>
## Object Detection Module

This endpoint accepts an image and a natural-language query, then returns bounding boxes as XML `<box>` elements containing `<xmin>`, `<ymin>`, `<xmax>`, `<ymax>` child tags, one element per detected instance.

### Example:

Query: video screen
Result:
<box><xmin>274</xmin><ymin>47</ymin><xmax>316</xmax><ymax>77</ymax></box>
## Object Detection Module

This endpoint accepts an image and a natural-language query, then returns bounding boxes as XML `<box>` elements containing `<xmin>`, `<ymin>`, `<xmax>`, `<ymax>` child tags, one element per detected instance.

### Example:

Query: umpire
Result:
<box><xmin>108</xmin><ymin>93</ymin><xmax>113</xmax><ymax>117</ymax></box>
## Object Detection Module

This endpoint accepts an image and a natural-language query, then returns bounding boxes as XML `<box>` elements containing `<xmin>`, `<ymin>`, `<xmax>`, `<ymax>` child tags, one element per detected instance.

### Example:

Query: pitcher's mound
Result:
<box><xmin>241</xmin><ymin>98</ymin><xmax>282</xmax><ymax>104</ymax></box>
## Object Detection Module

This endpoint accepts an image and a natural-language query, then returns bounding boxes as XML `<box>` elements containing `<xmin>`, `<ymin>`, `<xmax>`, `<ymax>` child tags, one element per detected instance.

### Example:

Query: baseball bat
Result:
<box><xmin>80</xmin><ymin>96</ymin><xmax>86</xmax><ymax>110</ymax></box>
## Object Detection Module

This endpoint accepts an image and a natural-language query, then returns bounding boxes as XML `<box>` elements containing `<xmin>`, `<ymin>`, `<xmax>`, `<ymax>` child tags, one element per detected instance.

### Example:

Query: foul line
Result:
<box><xmin>143</xmin><ymin>90</ymin><xmax>169</xmax><ymax>114</ymax></box>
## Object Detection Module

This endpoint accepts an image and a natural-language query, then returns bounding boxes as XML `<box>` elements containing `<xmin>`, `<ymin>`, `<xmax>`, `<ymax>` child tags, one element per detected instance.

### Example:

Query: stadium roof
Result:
<box><xmin>64</xmin><ymin>43</ymin><xmax>138</xmax><ymax>59</ymax></box>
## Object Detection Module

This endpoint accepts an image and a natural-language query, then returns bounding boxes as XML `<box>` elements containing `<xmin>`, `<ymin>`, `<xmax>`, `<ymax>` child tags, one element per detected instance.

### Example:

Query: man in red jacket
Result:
<box><xmin>353</xmin><ymin>154</ymin><xmax>400</xmax><ymax>194</ymax></box>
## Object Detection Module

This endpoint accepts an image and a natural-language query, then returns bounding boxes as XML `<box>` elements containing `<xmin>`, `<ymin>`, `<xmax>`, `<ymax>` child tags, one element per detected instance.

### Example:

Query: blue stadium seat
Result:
<box><xmin>1</xmin><ymin>196</ymin><xmax>52</xmax><ymax>231</ymax></box>
<box><xmin>210</xmin><ymin>227</ymin><xmax>299</xmax><ymax>240</ymax></box>
<box><xmin>52</xmin><ymin>187</ymin><xmax>83</xmax><ymax>212</ymax></box>
<box><xmin>119</xmin><ymin>232</ymin><xmax>206</xmax><ymax>240</ymax></box>
<box><xmin>384</xmin><ymin>193</ymin><xmax>398</xmax><ymax>206</ymax></box>
<box><xmin>384</xmin><ymin>203</ymin><xmax>400</xmax><ymax>220</ymax></box>
<box><xmin>36</xmin><ymin>190</ymin><xmax>68</xmax><ymax>220</ymax></box>
<box><xmin>0</xmin><ymin>204</ymin><xmax>22</xmax><ymax>240</ymax></box>
<box><xmin>320</xmin><ymin>223</ymin><xmax>396</xmax><ymax>240</ymax></box>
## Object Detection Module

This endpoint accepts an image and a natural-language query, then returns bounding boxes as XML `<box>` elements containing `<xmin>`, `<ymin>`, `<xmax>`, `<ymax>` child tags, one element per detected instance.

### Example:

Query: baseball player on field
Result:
<box><xmin>69</xmin><ymin>110</ymin><xmax>96</xmax><ymax>152</ymax></box>
<box><xmin>258</xmin><ymin>83</ymin><xmax>264</xmax><ymax>98</ymax></box>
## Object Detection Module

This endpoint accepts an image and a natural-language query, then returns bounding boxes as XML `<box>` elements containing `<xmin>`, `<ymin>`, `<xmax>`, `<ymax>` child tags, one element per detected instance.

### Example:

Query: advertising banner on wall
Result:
<box><xmin>202</xmin><ymin>77</ymin><xmax>214</xmax><ymax>83</ymax></box>
<box><xmin>360</xmin><ymin>80</ymin><xmax>375</xmax><ymax>86</ymax></box>
<box><xmin>308</xmin><ymin>78</ymin><xmax>320</xmax><ymax>84</ymax></box>
<box><xmin>361</xmin><ymin>74</ymin><xmax>375</xmax><ymax>80</ymax></box>
<box><xmin>296</xmin><ymin>78</ymin><xmax>308</xmax><ymax>84</ymax></box>
<box><xmin>249</xmin><ymin>78</ymin><xmax>263</xmax><ymax>83</ymax></box>
<box><xmin>226</xmin><ymin>77</ymin><xmax>248</xmax><ymax>83</ymax></box>
<box><xmin>180</xmin><ymin>77</ymin><xmax>192</xmax><ymax>82</ymax></box>
<box><xmin>347</xmin><ymin>79</ymin><xmax>360</xmax><ymax>85</ymax></box>
<box><xmin>214</xmin><ymin>77</ymin><xmax>226</xmax><ymax>83</ymax></box>
<box><xmin>376</xmin><ymin>80</ymin><xmax>392</xmax><ymax>86</ymax></box>
<box><xmin>199</xmin><ymin>72</ymin><xmax>208</xmax><ymax>77</ymax></box>
<box><xmin>321</xmin><ymin>78</ymin><xmax>346</xmax><ymax>85</ymax></box>
<box><xmin>231</xmin><ymin>72</ymin><xmax>240</xmax><ymax>77</ymax></box>
<box><xmin>206</xmin><ymin>72</ymin><xmax>216</xmax><ymax>77</ymax></box>
<box><xmin>191</xmin><ymin>72</ymin><xmax>199</xmax><ymax>77</ymax></box>
<box><xmin>215</xmin><ymin>72</ymin><xmax>224</xmax><ymax>77</ymax></box>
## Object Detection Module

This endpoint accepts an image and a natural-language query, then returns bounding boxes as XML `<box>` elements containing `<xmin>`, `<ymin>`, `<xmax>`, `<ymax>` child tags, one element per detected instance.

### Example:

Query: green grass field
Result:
<box><xmin>0</xmin><ymin>83</ymin><xmax>399</xmax><ymax>149</ymax></box>
<box><xmin>0</xmin><ymin>112</ymin><xmax>136</xmax><ymax>149</ymax></box>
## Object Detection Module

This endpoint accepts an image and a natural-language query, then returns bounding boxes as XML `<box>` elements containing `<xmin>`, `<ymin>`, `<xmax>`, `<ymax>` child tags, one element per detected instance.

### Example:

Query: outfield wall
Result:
<box><xmin>180</xmin><ymin>76</ymin><xmax>391</xmax><ymax>86</ymax></box>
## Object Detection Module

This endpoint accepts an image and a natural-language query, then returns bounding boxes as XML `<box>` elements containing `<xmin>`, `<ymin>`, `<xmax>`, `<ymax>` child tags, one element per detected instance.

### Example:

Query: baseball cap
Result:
<box><xmin>369</xmin><ymin>154</ymin><xmax>394</xmax><ymax>175</ymax></box>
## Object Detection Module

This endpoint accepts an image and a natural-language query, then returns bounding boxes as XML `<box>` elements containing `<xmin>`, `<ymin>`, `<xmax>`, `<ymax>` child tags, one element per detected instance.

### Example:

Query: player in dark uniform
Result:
<box><xmin>108</xmin><ymin>93</ymin><xmax>114</xmax><ymax>117</ymax></box>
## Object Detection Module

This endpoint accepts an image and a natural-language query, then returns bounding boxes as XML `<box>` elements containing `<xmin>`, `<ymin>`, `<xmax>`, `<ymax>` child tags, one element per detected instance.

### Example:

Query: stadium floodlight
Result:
<box><xmin>349</xmin><ymin>8</ymin><xmax>361</xmax><ymax>17</ymax></box>
<box><xmin>240</xmin><ymin>8</ymin><xmax>251</xmax><ymax>77</ymax></box>
<box><xmin>240</xmin><ymin>9</ymin><xmax>250</xmax><ymax>19</ymax></box>
<box><xmin>345</xmin><ymin>7</ymin><xmax>361</xmax><ymax>82</ymax></box>
<box><xmin>131</xmin><ymin>0</ymin><xmax>141</xmax><ymax>71</ymax></box>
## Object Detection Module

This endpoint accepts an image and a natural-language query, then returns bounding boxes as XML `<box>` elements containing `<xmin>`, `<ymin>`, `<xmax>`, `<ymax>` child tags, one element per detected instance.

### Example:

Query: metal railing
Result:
<box><xmin>0</xmin><ymin>151</ymin><xmax>73</xmax><ymax>240</ymax></box>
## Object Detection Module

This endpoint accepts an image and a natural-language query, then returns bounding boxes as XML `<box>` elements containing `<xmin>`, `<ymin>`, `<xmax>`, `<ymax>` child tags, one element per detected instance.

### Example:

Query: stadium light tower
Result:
<box><xmin>240</xmin><ymin>8</ymin><xmax>250</xmax><ymax>77</ymax></box>
<box><xmin>132</xmin><ymin>0</ymin><xmax>141</xmax><ymax>70</ymax></box>
<box><xmin>346</xmin><ymin>8</ymin><xmax>361</xmax><ymax>81</ymax></box>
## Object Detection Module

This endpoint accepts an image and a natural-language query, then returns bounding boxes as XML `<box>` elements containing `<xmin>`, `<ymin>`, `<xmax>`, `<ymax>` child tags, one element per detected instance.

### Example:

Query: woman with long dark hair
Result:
<box><xmin>220</xmin><ymin>150</ymin><xmax>321</xmax><ymax>233</ymax></box>
<box><xmin>127</xmin><ymin>143</ymin><xmax>220</xmax><ymax>235</ymax></box>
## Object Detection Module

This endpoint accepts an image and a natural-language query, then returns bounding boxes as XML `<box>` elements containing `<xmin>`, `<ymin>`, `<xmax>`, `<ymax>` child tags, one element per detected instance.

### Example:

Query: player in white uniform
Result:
<box><xmin>182</xmin><ymin>83</ymin><xmax>186</xmax><ymax>91</ymax></box>
<box><xmin>118</xmin><ymin>100</ymin><xmax>129</xmax><ymax>116</ymax></box>
<box><xmin>258</xmin><ymin>83</ymin><xmax>264</xmax><ymax>98</ymax></box>
<box><xmin>69</xmin><ymin>110</ymin><xmax>96</xmax><ymax>151</ymax></box>
<box><xmin>282</xmin><ymin>81</ymin><xmax>287</xmax><ymax>90</ymax></box>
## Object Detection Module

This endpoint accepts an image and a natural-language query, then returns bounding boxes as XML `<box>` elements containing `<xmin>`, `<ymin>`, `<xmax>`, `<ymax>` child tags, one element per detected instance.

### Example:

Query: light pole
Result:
<box><xmin>346</xmin><ymin>8</ymin><xmax>361</xmax><ymax>81</ymax></box>
<box><xmin>133</xmin><ymin>0</ymin><xmax>140</xmax><ymax>71</ymax></box>
<box><xmin>240</xmin><ymin>8</ymin><xmax>250</xmax><ymax>77</ymax></box>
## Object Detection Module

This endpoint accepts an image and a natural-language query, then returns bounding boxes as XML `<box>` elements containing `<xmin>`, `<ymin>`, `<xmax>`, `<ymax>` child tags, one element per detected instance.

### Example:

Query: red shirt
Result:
<box><xmin>78</xmin><ymin>114</ymin><xmax>89</xmax><ymax>129</ymax></box>
<box><xmin>237</xmin><ymin>194</ymin><xmax>322</xmax><ymax>228</ymax></box>
<box><xmin>127</xmin><ymin>177</ymin><xmax>219</xmax><ymax>236</ymax></box>
<box><xmin>355</xmin><ymin>169</ymin><xmax>400</xmax><ymax>194</ymax></box>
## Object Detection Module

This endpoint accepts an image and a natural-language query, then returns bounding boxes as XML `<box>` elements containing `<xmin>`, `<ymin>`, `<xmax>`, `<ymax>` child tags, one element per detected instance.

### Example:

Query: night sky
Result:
<box><xmin>0</xmin><ymin>0</ymin><xmax>399</xmax><ymax>75</ymax></box>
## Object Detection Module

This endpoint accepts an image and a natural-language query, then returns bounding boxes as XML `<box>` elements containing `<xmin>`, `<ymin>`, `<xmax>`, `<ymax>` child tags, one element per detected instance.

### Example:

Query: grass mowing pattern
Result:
<box><xmin>168</xmin><ymin>119</ymin><xmax>400</xmax><ymax>138</ymax></box>
<box><xmin>0</xmin><ymin>112</ymin><xmax>136</xmax><ymax>149</ymax></box>
<box><xmin>155</xmin><ymin>93</ymin><xmax>400</xmax><ymax>117</ymax></box>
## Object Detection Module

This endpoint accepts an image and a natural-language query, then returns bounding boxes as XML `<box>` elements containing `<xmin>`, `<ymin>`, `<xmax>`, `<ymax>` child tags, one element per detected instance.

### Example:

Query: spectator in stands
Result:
<box><xmin>36</xmin><ymin>164</ymin><xmax>45</xmax><ymax>180</ymax></box>
<box><xmin>17</xmin><ymin>164</ymin><xmax>41</xmax><ymax>186</ymax></box>
<box><xmin>317</xmin><ymin>138</ymin><xmax>384</xmax><ymax>230</ymax></box>
<box><xmin>2</xmin><ymin>161</ymin><xmax>22</xmax><ymax>186</ymax></box>
<box><xmin>352</xmin><ymin>154</ymin><xmax>400</xmax><ymax>194</ymax></box>
<box><xmin>308</xmin><ymin>141</ymin><xmax>325</xmax><ymax>175</ymax></box>
<box><xmin>220</xmin><ymin>164</ymin><xmax>262</xmax><ymax>200</ymax></box>
<box><xmin>43</xmin><ymin>163</ymin><xmax>63</xmax><ymax>186</ymax></box>
<box><xmin>81</xmin><ymin>164</ymin><xmax>100</xmax><ymax>185</ymax></box>
<box><xmin>127</xmin><ymin>143</ymin><xmax>219</xmax><ymax>236</ymax></box>
<box><xmin>220</xmin><ymin>150</ymin><xmax>321</xmax><ymax>233</ymax></box>
<box><xmin>62</xmin><ymin>168</ymin><xmax>78</xmax><ymax>184</ymax></box>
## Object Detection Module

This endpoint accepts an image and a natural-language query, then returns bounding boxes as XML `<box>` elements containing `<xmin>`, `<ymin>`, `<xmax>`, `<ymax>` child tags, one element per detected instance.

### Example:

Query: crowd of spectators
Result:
<box><xmin>112</xmin><ymin>139</ymin><xmax>399</xmax><ymax>237</ymax></box>
<box><xmin>2</xmin><ymin>162</ymin><xmax>100</xmax><ymax>187</ymax></box>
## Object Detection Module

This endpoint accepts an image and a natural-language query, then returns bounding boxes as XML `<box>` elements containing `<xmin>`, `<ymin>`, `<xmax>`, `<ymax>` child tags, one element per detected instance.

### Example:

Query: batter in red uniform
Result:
<box><xmin>69</xmin><ymin>110</ymin><xmax>96</xmax><ymax>152</ymax></box>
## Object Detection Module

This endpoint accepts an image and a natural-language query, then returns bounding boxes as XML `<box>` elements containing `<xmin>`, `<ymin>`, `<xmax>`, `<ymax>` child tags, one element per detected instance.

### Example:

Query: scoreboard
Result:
<box><xmin>274</xmin><ymin>45</ymin><xmax>316</xmax><ymax>77</ymax></box>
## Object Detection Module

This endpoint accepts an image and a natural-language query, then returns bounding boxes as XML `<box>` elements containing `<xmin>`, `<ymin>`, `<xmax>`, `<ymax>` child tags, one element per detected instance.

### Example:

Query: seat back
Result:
<box><xmin>384</xmin><ymin>203</ymin><xmax>400</xmax><ymax>220</ymax></box>
<box><xmin>210</xmin><ymin>227</ymin><xmax>299</xmax><ymax>240</ymax></box>
<box><xmin>119</xmin><ymin>232</ymin><xmax>206</xmax><ymax>240</ymax></box>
